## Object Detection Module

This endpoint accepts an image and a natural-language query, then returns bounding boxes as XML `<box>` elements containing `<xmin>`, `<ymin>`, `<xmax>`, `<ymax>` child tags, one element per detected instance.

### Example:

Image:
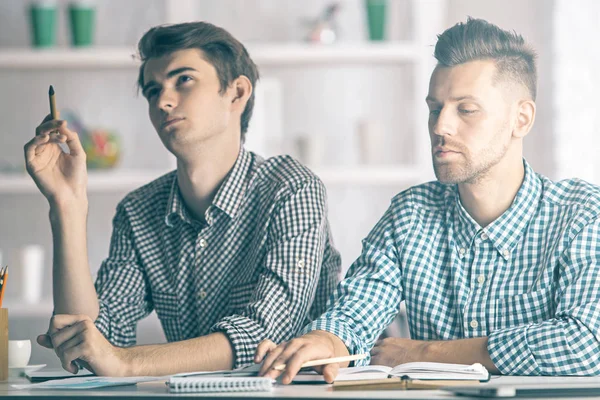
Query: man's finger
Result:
<box><xmin>49</xmin><ymin>314</ymin><xmax>90</xmax><ymax>333</ymax></box>
<box><xmin>263</xmin><ymin>339</ymin><xmax>304</xmax><ymax>379</ymax></box>
<box><xmin>51</xmin><ymin>321</ymin><xmax>87</xmax><ymax>351</ymax></box>
<box><xmin>259</xmin><ymin>344</ymin><xmax>285</xmax><ymax>376</ymax></box>
<box><xmin>322</xmin><ymin>363</ymin><xmax>340</xmax><ymax>384</ymax></box>
<box><xmin>60</xmin><ymin>340</ymin><xmax>84</xmax><ymax>375</ymax></box>
<box><xmin>24</xmin><ymin>134</ymin><xmax>51</xmax><ymax>163</ymax></box>
<box><xmin>279</xmin><ymin>345</ymin><xmax>313</xmax><ymax>384</ymax></box>
<box><xmin>255</xmin><ymin>339</ymin><xmax>276</xmax><ymax>363</ymax></box>
<box><xmin>35</xmin><ymin>119</ymin><xmax>65</xmax><ymax>137</ymax></box>
<box><xmin>55</xmin><ymin>124</ymin><xmax>85</xmax><ymax>157</ymax></box>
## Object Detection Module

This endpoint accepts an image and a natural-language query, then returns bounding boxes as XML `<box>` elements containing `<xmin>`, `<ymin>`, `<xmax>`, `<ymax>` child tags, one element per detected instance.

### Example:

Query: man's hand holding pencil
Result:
<box><xmin>24</xmin><ymin>86</ymin><xmax>88</xmax><ymax>205</ymax></box>
<box><xmin>254</xmin><ymin>330</ymin><xmax>356</xmax><ymax>384</ymax></box>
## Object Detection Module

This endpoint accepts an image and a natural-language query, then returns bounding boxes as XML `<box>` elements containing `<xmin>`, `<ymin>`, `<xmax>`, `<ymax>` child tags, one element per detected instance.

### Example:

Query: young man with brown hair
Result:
<box><xmin>24</xmin><ymin>22</ymin><xmax>341</xmax><ymax>376</ymax></box>
<box><xmin>257</xmin><ymin>17</ymin><xmax>600</xmax><ymax>382</ymax></box>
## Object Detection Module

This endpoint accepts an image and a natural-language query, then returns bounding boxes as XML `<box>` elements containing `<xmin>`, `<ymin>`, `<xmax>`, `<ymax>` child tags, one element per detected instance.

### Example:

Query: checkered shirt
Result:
<box><xmin>94</xmin><ymin>148</ymin><xmax>341</xmax><ymax>368</ymax></box>
<box><xmin>303</xmin><ymin>160</ymin><xmax>600</xmax><ymax>375</ymax></box>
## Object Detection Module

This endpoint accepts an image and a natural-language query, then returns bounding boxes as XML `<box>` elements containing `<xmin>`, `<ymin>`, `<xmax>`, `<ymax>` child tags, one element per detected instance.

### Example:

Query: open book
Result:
<box><xmin>293</xmin><ymin>362</ymin><xmax>490</xmax><ymax>383</ymax></box>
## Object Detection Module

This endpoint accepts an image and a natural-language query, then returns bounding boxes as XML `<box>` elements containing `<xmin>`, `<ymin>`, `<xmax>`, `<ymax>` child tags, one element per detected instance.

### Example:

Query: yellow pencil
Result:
<box><xmin>49</xmin><ymin>85</ymin><xmax>58</xmax><ymax>120</ymax></box>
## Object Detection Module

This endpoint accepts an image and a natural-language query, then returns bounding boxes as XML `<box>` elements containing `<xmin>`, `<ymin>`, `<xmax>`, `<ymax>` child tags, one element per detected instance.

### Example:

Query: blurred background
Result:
<box><xmin>0</xmin><ymin>0</ymin><xmax>598</xmax><ymax>367</ymax></box>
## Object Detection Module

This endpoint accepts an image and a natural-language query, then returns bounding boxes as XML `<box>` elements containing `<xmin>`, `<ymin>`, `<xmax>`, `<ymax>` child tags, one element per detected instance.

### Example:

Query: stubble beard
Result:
<box><xmin>432</xmin><ymin>137</ymin><xmax>510</xmax><ymax>185</ymax></box>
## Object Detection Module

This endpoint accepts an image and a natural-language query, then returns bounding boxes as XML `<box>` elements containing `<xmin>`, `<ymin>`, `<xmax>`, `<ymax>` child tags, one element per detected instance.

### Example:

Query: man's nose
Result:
<box><xmin>158</xmin><ymin>88</ymin><xmax>177</xmax><ymax>111</ymax></box>
<box><xmin>431</xmin><ymin>108</ymin><xmax>458</xmax><ymax>137</ymax></box>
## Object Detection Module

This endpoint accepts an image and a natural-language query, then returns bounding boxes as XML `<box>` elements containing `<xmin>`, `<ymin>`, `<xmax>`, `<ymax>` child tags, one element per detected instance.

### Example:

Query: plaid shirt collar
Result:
<box><xmin>448</xmin><ymin>160</ymin><xmax>542</xmax><ymax>259</ymax></box>
<box><xmin>164</xmin><ymin>147</ymin><xmax>253</xmax><ymax>227</ymax></box>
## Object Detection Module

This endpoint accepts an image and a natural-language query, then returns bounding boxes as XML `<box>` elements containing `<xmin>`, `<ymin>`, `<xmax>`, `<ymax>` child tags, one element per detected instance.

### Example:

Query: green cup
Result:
<box><xmin>365</xmin><ymin>0</ymin><xmax>387</xmax><ymax>41</ymax></box>
<box><xmin>68</xmin><ymin>3</ymin><xmax>95</xmax><ymax>46</ymax></box>
<box><xmin>29</xmin><ymin>3</ymin><xmax>57</xmax><ymax>48</ymax></box>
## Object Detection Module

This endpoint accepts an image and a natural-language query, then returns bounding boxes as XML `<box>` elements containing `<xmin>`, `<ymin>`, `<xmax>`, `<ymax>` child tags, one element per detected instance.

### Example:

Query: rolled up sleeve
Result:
<box><xmin>300</xmin><ymin>205</ymin><xmax>405</xmax><ymax>365</ymax></box>
<box><xmin>211</xmin><ymin>179</ymin><xmax>336</xmax><ymax>368</ymax></box>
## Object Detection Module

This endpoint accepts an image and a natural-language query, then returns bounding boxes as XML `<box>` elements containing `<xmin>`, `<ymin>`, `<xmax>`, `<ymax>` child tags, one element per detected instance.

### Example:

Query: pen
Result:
<box><xmin>273</xmin><ymin>353</ymin><xmax>368</xmax><ymax>371</ymax></box>
<box><xmin>0</xmin><ymin>266</ymin><xmax>7</xmax><ymax>308</ymax></box>
<box><xmin>49</xmin><ymin>85</ymin><xmax>58</xmax><ymax>120</ymax></box>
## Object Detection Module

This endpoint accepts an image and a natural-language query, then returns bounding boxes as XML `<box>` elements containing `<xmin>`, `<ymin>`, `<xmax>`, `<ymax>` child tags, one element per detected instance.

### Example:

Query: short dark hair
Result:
<box><xmin>434</xmin><ymin>17</ymin><xmax>537</xmax><ymax>100</ymax></box>
<box><xmin>136</xmin><ymin>21</ymin><xmax>260</xmax><ymax>140</ymax></box>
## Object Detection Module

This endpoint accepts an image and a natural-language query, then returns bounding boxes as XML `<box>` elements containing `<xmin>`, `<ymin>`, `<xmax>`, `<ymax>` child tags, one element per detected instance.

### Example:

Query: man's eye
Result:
<box><xmin>459</xmin><ymin>109</ymin><xmax>477</xmax><ymax>114</ymax></box>
<box><xmin>146</xmin><ymin>88</ymin><xmax>159</xmax><ymax>99</ymax></box>
<box><xmin>429</xmin><ymin>110</ymin><xmax>441</xmax><ymax>116</ymax></box>
<box><xmin>177</xmin><ymin>75</ymin><xmax>193</xmax><ymax>84</ymax></box>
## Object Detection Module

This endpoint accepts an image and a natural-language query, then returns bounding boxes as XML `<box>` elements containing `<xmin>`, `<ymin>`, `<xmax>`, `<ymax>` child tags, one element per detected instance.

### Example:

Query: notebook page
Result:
<box><xmin>389</xmin><ymin>362</ymin><xmax>489</xmax><ymax>381</ymax></box>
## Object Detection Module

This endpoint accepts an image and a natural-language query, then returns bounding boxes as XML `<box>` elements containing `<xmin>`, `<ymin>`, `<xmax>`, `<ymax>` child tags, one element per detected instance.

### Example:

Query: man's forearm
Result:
<box><xmin>423</xmin><ymin>336</ymin><xmax>500</xmax><ymax>374</ymax></box>
<box><xmin>123</xmin><ymin>332</ymin><xmax>234</xmax><ymax>376</ymax></box>
<box><xmin>49</xmin><ymin>198</ymin><xmax>98</xmax><ymax>319</ymax></box>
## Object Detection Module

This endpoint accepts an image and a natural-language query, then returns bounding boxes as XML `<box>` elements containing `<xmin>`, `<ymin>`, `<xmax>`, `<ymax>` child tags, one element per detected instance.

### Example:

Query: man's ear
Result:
<box><xmin>513</xmin><ymin>99</ymin><xmax>536</xmax><ymax>139</ymax></box>
<box><xmin>231</xmin><ymin>75</ymin><xmax>252</xmax><ymax>110</ymax></box>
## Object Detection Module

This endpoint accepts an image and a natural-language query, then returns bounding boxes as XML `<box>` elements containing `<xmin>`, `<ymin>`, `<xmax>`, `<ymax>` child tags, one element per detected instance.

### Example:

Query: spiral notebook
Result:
<box><xmin>168</xmin><ymin>376</ymin><xmax>273</xmax><ymax>393</ymax></box>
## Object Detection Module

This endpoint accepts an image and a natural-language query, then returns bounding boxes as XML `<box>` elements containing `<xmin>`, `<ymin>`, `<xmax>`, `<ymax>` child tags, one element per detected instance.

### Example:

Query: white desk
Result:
<box><xmin>3</xmin><ymin>376</ymin><xmax>600</xmax><ymax>399</ymax></box>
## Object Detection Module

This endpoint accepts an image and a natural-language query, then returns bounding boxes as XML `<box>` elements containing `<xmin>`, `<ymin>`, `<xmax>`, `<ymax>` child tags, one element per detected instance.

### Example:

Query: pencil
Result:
<box><xmin>0</xmin><ymin>266</ymin><xmax>7</xmax><ymax>308</ymax></box>
<box><xmin>273</xmin><ymin>353</ymin><xmax>368</xmax><ymax>371</ymax></box>
<box><xmin>49</xmin><ymin>85</ymin><xmax>58</xmax><ymax>120</ymax></box>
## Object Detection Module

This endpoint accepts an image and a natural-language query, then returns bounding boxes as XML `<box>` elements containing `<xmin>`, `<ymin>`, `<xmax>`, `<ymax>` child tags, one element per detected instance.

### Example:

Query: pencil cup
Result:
<box><xmin>0</xmin><ymin>308</ymin><xmax>8</xmax><ymax>381</ymax></box>
<box><xmin>28</xmin><ymin>1</ymin><xmax>57</xmax><ymax>48</ymax></box>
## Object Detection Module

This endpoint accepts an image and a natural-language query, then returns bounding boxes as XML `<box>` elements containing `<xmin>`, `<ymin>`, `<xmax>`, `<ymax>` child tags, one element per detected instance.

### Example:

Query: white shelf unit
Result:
<box><xmin>1</xmin><ymin>0</ymin><xmax>446</xmax><ymax>320</ymax></box>
<box><xmin>0</xmin><ymin>31</ymin><xmax>441</xmax><ymax>194</ymax></box>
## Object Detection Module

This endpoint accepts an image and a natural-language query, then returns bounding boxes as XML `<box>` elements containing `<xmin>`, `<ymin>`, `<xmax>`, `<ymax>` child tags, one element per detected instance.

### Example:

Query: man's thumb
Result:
<box><xmin>37</xmin><ymin>333</ymin><xmax>53</xmax><ymax>349</ymax></box>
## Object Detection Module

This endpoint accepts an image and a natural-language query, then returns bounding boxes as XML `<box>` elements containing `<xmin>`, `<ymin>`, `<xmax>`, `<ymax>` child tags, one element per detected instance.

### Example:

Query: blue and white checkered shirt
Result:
<box><xmin>303</xmin><ymin>160</ymin><xmax>600</xmax><ymax>375</ymax></box>
<box><xmin>94</xmin><ymin>148</ymin><xmax>341</xmax><ymax>368</ymax></box>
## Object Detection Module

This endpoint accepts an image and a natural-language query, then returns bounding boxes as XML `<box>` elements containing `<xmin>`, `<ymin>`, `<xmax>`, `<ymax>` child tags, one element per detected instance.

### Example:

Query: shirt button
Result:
<box><xmin>481</xmin><ymin>232</ymin><xmax>488</xmax><ymax>240</ymax></box>
<box><xmin>477</xmin><ymin>275</ymin><xmax>486</xmax><ymax>285</ymax></box>
<box><xmin>199</xmin><ymin>239</ymin><xmax>207</xmax><ymax>248</ymax></box>
<box><xmin>459</xmin><ymin>247</ymin><xmax>466</xmax><ymax>256</ymax></box>
<box><xmin>470</xmin><ymin>320</ymin><xmax>479</xmax><ymax>329</ymax></box>
<box><xmin>296</xmin><ymin>258</ymin><xmax>305</xmax><ymax>268</ymax></box>
<box><xmin>503</xmin><ymin>249</ymin><xmax>510</xmax><ymax>258</ymax></box>
<box><xmin>199</xmin><ymin>289</ymin><xmax>207</xmax><ymax>300</ymax></box>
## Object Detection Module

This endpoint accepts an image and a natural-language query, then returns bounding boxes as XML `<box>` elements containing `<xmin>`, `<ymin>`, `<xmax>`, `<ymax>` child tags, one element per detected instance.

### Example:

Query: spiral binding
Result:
<box><xmin>169</xmin><ymin>377</ymin><xmax>273</xmax><ymax>393</ymax></box>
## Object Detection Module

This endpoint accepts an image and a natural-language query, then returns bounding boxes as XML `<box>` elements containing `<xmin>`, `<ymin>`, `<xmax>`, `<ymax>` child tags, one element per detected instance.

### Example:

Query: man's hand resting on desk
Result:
<box><xmin>255</xmin><ymin>330</ymin><xmax>349</xmax><ymax>384</ymax></box>
<box><xmin>37</xmin><ymin>314</ymin><xmax>130</xmax><ymax>377</ymax></box>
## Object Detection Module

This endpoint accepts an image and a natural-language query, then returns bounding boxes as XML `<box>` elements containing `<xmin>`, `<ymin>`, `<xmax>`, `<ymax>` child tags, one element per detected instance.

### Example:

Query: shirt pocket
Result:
<box><xmin>152</xmin><ymin>291</ymin><xmax>182</xmax><ymax>341</ymax></box>
<box><xmin>493</xmin><ymin>290</ymin><xmax>554</xmax><ymax>331</ymax></box>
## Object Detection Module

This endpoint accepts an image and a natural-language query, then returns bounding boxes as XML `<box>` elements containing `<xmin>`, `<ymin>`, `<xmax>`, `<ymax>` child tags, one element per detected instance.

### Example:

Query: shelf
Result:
<box><xmin>0</xmin><ymin>166</ymin><xmax>424</xmax><ymax>193</ymax></box>
<box><xmin>0</xmin><ymin>42</ymin><xmax>424</xmax><ymax>69</ymax></box>
<box><xmin>313</xmin><ymin>165</ymin><xmax>426</xmax><ymax>185</ymax></box>
<box><xmin>250</xmin><ymin>42</ymin><xmax>423</xmax><ymax>65</ymax></box>
<box><xmin>0</xmin><ymin>170</ymin><xmax>172</xmax><ymax>193</ymax></box>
